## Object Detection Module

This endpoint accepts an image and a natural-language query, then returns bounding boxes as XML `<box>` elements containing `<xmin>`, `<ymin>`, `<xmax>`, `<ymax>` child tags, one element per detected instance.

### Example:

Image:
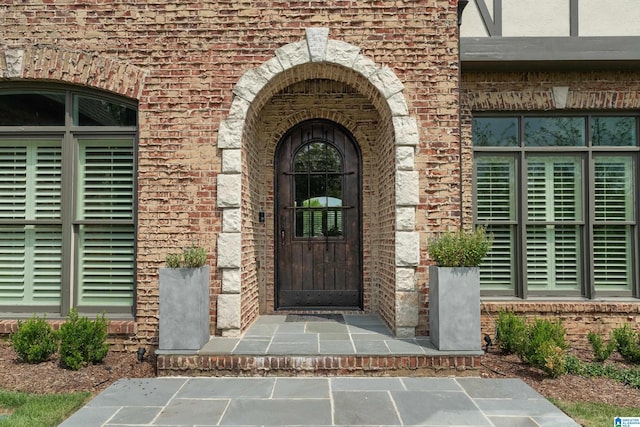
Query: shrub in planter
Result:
<box><xmin>427</xmin><ymin>227</ymin><xmax>492</xmax><ymax>267</ymax></box>
<box><xmin>165</xmin><ymin>245</ymin><xmax>207</xmax><ymax>268</ymax></box>
<box><xmin>427</xmin><ymin>227</ymin><xmax>492</xmax><ymax>351</ymax></box>
<box><xmin>159</xmin><ymin>245</ymin><xmax>210</xmax><ymax>351</ymax></box>
<box><xmin>495</xmin><ymin>310</ymin><xmax>526</xmax><ymax>355</ymax></box>
<box><xmin>10</xmin><ymin>315</ymin><xmax>58</xmax><ymax>363</ymax></box>
<box><xmin>58</xmin><ymin>309</ymin><xmax>109</xmax><ymax>371</ymax></box>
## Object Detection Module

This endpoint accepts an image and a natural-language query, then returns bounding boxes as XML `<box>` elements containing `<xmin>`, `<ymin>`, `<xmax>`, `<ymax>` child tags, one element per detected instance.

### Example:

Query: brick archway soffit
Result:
<box><xmin>1</xmin><ymin>45</ymin><xmax>147</xmax><ymax>100</ymax></box>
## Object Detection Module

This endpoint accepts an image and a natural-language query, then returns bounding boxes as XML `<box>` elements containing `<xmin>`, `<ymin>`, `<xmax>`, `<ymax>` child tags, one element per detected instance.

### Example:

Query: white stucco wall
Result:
<box><xmin>461</xmin><ymin>0</ymin><xmax>640</xmax><ymax>38</ymax></box>
<box><xmin>502</xmin><ymin>0</ymin><xmax>570</xmax><ymax>36</ymax></box>
<box><xmin>579</xmin><ymin>0</ymin><xmax>640</xmax><ymax>36</ymax></box>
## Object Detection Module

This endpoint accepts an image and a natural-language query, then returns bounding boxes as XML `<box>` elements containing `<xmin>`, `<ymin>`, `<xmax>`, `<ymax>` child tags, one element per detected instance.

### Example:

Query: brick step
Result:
<box><xmin>156</xmin><ymin>354</ymin><xmax>482</xmax><ymax>377</ymax></box>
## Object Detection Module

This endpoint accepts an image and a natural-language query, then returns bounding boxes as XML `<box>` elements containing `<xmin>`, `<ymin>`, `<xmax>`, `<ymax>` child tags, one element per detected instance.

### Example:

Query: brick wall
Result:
<box><xmin>1</xmin><ymin>0</ymin><xmax>460</xmax><ymax>345</ymax></box>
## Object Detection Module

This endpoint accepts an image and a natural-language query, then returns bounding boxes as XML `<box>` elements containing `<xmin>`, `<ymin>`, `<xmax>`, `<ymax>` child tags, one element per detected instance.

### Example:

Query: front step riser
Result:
<box><xmin>157</xmin><ymin>355</ymin><xmax>482</xmax><ymax>377</ymax></box>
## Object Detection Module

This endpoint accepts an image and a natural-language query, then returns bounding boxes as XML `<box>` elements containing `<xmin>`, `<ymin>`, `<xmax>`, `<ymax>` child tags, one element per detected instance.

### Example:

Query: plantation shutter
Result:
<box><xmin>475</xmin><ymin>156</ymin><xmax>516</xmax><ymax>291</ymax></box>
<box><xmin>76</xmin><ymin>139</ymin><xmax>134</xmax><ymax>307</ymax></box>
<box><xmin>593</xmin><ymin>156</ymin><xmax>634</xmax><ymax>291</ymax></box>
<box><xmin>0</xmin><ymin>141</ymin><xmax>62</xmax><ymax>305</ymax></box>
<box><xmin>526</xmin><ymin>156</ymin><xmax>581</xmax><ymax>291</ymax></box>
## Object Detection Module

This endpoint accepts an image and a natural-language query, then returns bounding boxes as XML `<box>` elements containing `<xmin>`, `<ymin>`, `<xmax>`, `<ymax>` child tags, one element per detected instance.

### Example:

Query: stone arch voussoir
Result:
<box><xmin>216</xmin><ymin>28</ymin><xmax>420</xmax><ymax>338</ymax></box>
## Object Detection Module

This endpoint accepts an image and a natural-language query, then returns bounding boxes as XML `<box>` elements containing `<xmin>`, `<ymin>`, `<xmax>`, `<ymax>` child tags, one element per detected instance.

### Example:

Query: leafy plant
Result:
<box><xmin>427</xmin><ymin>227</ymin><xmax>492</xmax><ymax>267</ymax></box>
<box><xmin>58</xmin><ymin>309</ymin><xmax>109</xmax><ymax>371</ymax></box>
<box><xmin>565</xmin><ymin>354</ymin><xmax>640</xmax><ymax>389</ymax></box>
<box><xmin>518</xmin><ymin>318</ymin><xmax>567</xmax><ymax>377</ymax></box>
<box><xmin>166</xmin><ymin>245</ymin><xmax>207</xmax><ymax>268</ymax></box>
<box><xmin>10</xmin><ymin>315</ymin><xmax>58</xmax><ymax>364</ymax></box>
<box><xmin>612</xmin><ymin>323</ymin><xmax>640</xmax><ymax>364</ymax></box>
<box><xmin>587</xmin><ymin>330</ymin><xmax>615</xmax><ymax>363</ymax></box>
<box><xmin>494</xmin><ymin>310</ymin><xmax>526</xmax><ymax>355</ymax></box>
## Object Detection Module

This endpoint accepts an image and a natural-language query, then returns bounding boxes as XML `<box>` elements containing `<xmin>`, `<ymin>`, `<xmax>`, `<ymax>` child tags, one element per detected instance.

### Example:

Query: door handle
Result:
<box><xmin>281</xmin><ymin>229</ymin><xmax>285</xmax><ymax>246</ymax></box>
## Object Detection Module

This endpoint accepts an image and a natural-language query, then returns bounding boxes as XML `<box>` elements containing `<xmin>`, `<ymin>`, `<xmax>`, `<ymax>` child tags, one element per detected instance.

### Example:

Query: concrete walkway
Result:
<box><xmin>60</xmin><ymin>376</ymin><xmax>579</xmax><ymax>426</ymax></box>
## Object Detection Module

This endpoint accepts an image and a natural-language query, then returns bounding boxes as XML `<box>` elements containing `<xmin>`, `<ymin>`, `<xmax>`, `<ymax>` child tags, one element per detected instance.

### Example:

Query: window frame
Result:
<box><xmin>0</xmin><ymin>84</ymin><xmax>138</xmax><ymax>318</ymax></box>
<box><xmin>473</xmin><ymin>113</ymin><xmax>640</xmax><ymax>300</ymax></box>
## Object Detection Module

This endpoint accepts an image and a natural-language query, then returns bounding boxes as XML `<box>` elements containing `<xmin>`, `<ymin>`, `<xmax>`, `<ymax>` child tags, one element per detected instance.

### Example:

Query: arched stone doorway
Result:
<box><xmin>216</xmin><ymin>28</ymin><xmax>420</xmax><ymax>338</ymax></box>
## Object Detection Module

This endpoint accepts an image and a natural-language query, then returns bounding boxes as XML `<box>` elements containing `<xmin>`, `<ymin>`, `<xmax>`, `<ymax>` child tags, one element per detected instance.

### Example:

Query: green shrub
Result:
<box><xmin>10</xmin><ymin>315</ymin><xmax>58</xmax><ymax>364</ymax></box>
<box><xmin>494</xmin><ymin>310</ymin><xmax>526</xmax><ymax>355</ymax></box>
<box><xmin>587</xmin><ymin>331</ymin><xmax>616</xmax><ymax>363</ymax></box>
<box><xmin>166</xmin><ymin>245</ymin><xmax>207</xmax><ymax>268</ymax></box>
<box><xmin>612</xmin><ymin>323</ymin><xmax>640</xmax><ymax>364</ymax></box>
<box><xmin>427</xmin><ymin>227</ymin><xmax>493</xmax><ymax>267</ymax></box>
<box><xmin>518</xmin><ymin>318</ymin><xmax>567</xmax><ymax>377</ymax></box>
<box><xmin>58</xmin><ymin>309</ymin><xmax>109</xmax><ymax>371</ymax></box>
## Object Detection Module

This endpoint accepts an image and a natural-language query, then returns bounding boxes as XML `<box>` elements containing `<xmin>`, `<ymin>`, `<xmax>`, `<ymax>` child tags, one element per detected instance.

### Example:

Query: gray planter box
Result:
<box><xmin>159</xmin><ymin>266</ymin><xmax>211</xmax><ymax>352</ymax></box>
<box><xmin>428</xmin><ymin>266</ymin><xmax>481</xmax><ymax>351</ymax></box>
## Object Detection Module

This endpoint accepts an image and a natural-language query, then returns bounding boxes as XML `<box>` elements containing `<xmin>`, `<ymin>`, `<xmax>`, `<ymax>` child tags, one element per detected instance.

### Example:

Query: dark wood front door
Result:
<box><xmin>275</xmin><ymin>120</ymin><xmax>362</xmax><ymax>309</ymax></box>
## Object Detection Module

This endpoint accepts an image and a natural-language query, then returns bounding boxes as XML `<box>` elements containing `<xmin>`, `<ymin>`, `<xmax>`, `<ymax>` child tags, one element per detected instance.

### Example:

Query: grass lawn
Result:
<box><xmin>551</xmin><ymin>399</ymin><xmax>640</xmax><ymax>427</ymax></box>
<box><xmin>0</xmin><ymin>389</ymin><xmax>90</xmax><ymax>427</ymax></box>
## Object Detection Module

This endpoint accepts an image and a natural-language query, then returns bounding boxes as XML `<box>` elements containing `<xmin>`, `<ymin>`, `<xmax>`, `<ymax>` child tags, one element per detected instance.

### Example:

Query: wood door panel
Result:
<box><xmin>275</xmin><ymin>120</ymin><xmax>362</xmax><ymax>309</ymax></box>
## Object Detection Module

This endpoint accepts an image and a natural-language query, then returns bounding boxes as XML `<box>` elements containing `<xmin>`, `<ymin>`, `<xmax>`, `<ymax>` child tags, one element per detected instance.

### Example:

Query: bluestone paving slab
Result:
<box><xmin>59</xmin><ymin>407</ymin><xmax>118</xmax><ymax>427</ymax></box>
<box><xmin>232</xmin><ymin>339</ymin><xmax>270</xmax><ymax>354</ymax></box>
<box><xmin>475</xmin><ymin>397</ymin><xmax>572</xmax><ymax>417</ymax></box>
<box><xmin>276</xmin><ymin>322</ymin><xmax>307</xmax><ymax>333</ymax></box>
<box><xmin>252</xmin><ymin>315</ymin><xmax>286</xmax><ymax>324</ymax></box>
<box><xmin>271</xmin><ymin>332</ymin><xmax>318</xmax><ymax>344</ymax></box>
<box><xmin>305</xmin><ymin>322</ymin><xmax>348</xmax><ymax>333</ymax></box>
<box><xmin>385</xmin><ymin>339</ymin><xmax>426</xmax><ymax>354</ymax></box>
<box><xmin>108</xmin><ymin>406</ymin><xmax>162</xmax><ymax>424</ymax></box>
<box><xmin>489</xmin><ymin>416</ymin><xmax>540</xmax><ymax>427</ymax></box>
<box><xmin>199</xmin><ymin>337</ymin><xmax>238</xmax><ymax>354</ymax></box>
<box><xmin>458</xmin><ymin>377</ymin><xmax>543</xmax><ymax>399</ymax></box>
<box><xmin>272</xmin><ymin>378</ymin><xmax>330</xmax><ymax>398</ymax></box>
<box><xmin>65</xmin><ymin>377</ymin><xmax>580</xmax><ymax>427</ymax></box>
<box><xmin>268</xmin><ymin>342</ymin><xmax>319</xmax><ymax>354</ymax></box>
<box><xmin>177</xmin><ymin>378</ymin><xmax>275</xmax><ymax>398</ymax></box>
<box><xmin>534</xmin><ymin>416</ymin><xmax>583</xmax><ymax>426</ymax></box>
<box><xmin>244</xmin><ymin>323</ymin><xmax>280</xmax><ymax>337</ymax></box>
<box><xmin>331</xmin><ymin>377</ymin><xmax>405</xmax><ymax>391</ymax></box>
<box><xmin>333</xmin><ymin>391</ymin><xmax>401</xmax><ymax>426</ymax></box>
<box><xmin>220</xmin><ymin>398</ymin><xmax>332</xmax><ymax>425</ymax></box>
<box><xmin>318</xmin><ymin>340</ymin><xmax>356</xmax><ymax>354</ymax></box>
<box><xmin>401</xmin><ymin>377</ymin><xmax>462</xmax><ymax>391</ymax></box>
<box><xmin>317</xmin><ymin>332</ymin><xmax>350</xmax><ymax>341</ymax></box>
<box><xmin>86</xmin><ymin>378</ymin><xmax>186</xmax><ymax>407</ymax></box>
<box><xmin>344</xmin><ymin>315</ymin><xmax>384</xmax><ymax>325</ymax></box>
<box><xmin>154</xmin><ymin>398</ymin><xmax>229</xmax><ymax>425</ymax></box>
<box><xmin>353</xmin><ymin>340</ymin><xmax>390</xmax><ymax>353</ymax></box>
<box><xmin>347</xmin><ymin>324</ymin><xmax>392</xmax><ymax>335</ymax></box>
<box><xmin>391</xmin><ymin>390</ymin><xmax>492</xmax><ymax>426</ymax></box>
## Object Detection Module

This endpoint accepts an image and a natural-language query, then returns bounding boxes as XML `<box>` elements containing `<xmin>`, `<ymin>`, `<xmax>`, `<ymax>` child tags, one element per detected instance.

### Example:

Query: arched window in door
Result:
<box><xmin>293</xmin><ymin>141</ymin><xmax>344</xmax><ymax>238</ymax></box>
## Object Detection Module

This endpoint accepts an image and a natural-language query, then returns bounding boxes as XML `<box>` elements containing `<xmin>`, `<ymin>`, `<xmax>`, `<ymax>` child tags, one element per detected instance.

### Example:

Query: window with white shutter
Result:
<box><xmin>473</xmin><ymin>115</ymin><xmax>638</xmax><ymax>299</ymax></box>
<box><xmin>0</xmin><ymin>87</ymin><xmax>136</xmax><ymax>315</ymax></box>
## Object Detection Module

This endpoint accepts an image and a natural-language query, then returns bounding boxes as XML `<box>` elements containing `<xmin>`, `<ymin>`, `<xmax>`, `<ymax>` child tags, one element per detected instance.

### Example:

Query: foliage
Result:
<box><xmin>58</xmin><ymin>309</ymin><xmax>109</xmax><ymax>371</ymax></box>
<box><xmin>10</xmin><ymin>315</ymin><xmax>58</xmax><ymax>364</ymax></box>
<box><xmin>612</xmin><ymin>323</ymin><xmax>640</xmax><ymax>364</ymax></box>
<box><xmin>427</xmin><ymin>227</ymin><xmax>493</xmax><ymax>267</ymax></box>
<box><xmin>587</xmin><ymin>331</ymin><xmax>616</xmax><ymax>363</ymax></box>
<box><xmin>166</xmin><ymin>245</ymin><xmax>207</xmax><ymax>268</ymax></box>
<box><xmin>565</xmin><ymin>355</ymin><xmax>640</xmax><ymax>389</ymax></box>
<box><xmin>494</xmin><ymin>310</ymin><xmax>526</xmax><ymax>355</ymax></box>
<box><xmin>517</xmin><ymin>318</ymin><xmax>567</xmax><ymax>377</ymax></box>
<box><xmin>0</xmin><ymin>389</ymin><xmax>90</xmax><ymax>427</ymax></box>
